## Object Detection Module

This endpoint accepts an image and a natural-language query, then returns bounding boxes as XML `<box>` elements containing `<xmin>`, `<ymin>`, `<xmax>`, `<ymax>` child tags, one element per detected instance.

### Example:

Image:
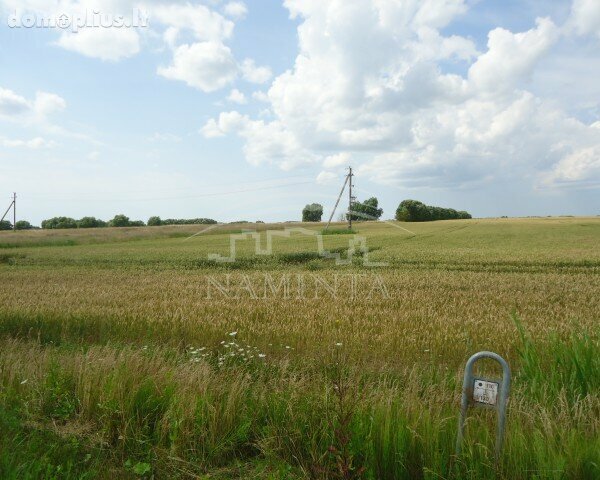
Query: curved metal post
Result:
<box><xmin>456</xmin><ymin>351</ymin><xmax>511</xmax><ymax>461</ymax></box>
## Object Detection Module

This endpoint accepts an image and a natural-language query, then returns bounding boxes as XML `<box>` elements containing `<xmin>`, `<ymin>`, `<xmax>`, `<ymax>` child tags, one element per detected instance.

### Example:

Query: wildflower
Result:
<box><xmin>258</xmin><ymin>353</ymin><xmax>266</xmax><ymax>358</ymax></box>
<box><xmin>335</xmin><ymin>342</ymin><xmax>343</xmax><ymax>347</ymax></box>
<box><xmin>229</xmin><ymin>331</ymin><xmax>237</xmax><ymax>336</ymax></box>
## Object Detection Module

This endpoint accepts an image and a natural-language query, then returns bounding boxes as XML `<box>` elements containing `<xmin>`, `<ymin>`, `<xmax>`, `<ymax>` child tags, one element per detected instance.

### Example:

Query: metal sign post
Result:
<box><xmin>456</xmin><ymin>351</ymin><xmax>511</xmax><ymax>462</ymax></box>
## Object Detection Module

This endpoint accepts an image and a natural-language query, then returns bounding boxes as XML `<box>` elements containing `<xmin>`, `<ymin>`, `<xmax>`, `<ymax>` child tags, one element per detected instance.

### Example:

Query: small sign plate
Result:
<box><xmin>473</xmin><ymin>379</ymin><xmax>499</xmax><ymax>405</ymax></box>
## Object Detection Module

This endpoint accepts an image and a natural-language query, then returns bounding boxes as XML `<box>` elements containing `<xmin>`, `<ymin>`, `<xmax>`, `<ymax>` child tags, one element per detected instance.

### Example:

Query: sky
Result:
<box><xmin>0</xmin><ymin>0</ymin><xmax>599</xmax><ymax>225</ymax></box>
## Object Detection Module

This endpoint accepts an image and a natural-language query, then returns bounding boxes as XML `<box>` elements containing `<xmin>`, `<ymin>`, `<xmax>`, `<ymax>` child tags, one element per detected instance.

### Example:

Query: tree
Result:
<box><xmin>395</xmin><ymin>200</ymin><xmax>430</xmax><ymax>222</ymax></box>
<box><xmin>147</xmin><ymin>216</ymin><xmax>162</xmax><ymax>226</ymax></box>
<box><xmin>349</xmin><ymin>197</ymin><xmax>383</xmax><ymax>221</ymax></box>
<box><xmin>77</xmin><ymin>217</ymin><xmax>106</xmax><ymax>228</ymax></box>
<box><xmin>396</xmin><ymin>200</ymin><xmax>471</xmax><ymax>222</ymax></box>
<box><xmin>109</xmin><ymin>214</ymin><xmax>130</xmax><ymax>227</ymax></box>
<box><xmin>41</xmin><ymin>217</ymin><xmax>78</xmax><ymax>229</ymax></box>
<box><xmin>302</xmin><ymin>203</ymin><xmax>323</xmax><ymax>222</ymax></box>
<box><xmin>15</xmin><ymin>220</ymin><xmax>34</xmax><ymax>230</ymax></box>
<box><xmin>0</xmin><ymin>220</ymin><xmax>12</xmax><ymax>230</ymax></box>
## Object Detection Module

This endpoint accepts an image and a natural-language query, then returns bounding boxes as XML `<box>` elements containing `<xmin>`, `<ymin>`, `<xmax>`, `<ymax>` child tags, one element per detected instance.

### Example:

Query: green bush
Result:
<box><xmin>41</xmin><ymin>217</ymin><xmax>78</xmax><ymax>229</ymax></box>
<box><xmin>302</xmin><ymin>203</ymin><xmax>323</xmax><ymax>222</ymax></box>
<box><xmin>395</xmin><ymin>200</ymin><xmax>472</xmax><ymax>222</ymax></box>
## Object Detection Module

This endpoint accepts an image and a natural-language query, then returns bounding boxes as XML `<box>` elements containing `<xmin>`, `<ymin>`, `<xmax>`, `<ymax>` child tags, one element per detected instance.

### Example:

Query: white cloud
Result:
<box><xmin>201</xmin><ymin>0</ymin><xmax>600</xmax><ymax>190</ymax></box>
<box><xmin>568</xmin><ymin>0</ymin><xmax>600</xmax><ymax>37</ymax></box>
<box><xmin>323</xmin><ymin>152</ymin><xmax>351</xmax><ymax>169</ymax></box>
<box><xmin>227</xmin><ymin>88</ymin><xmax>247</xmax><ymax>104</ymax></box>
<box><xmin>0</xmin><ymin>136</ymin><xmax>56</xmax><ymax>149</ymax></box>
<box><xmin>0</xmin><ymin>87</ymin><xmax>30</xmax><ymax>116</ymax></box>
<box><xmin>148</xmin><ymin>132</ymin><xmax>182</xmax><ymax>142</ymax></box>
<box><xmin>223</xmin><ymin>1</ymin><xmax>248</xmax><ymax>20</ymax></box>
<box><xmin>158</xmin><ymin>42</ymin><xmax>237</xmax><ymax>92</ymax></box>
<box><xmin>152</xmin><ymin>3</ymin><xmax>234</xmax><ymax>42</ymax></box>
<box><xmin>241</xmin><ymin>59</ymin><xmax>272</xmax><ymax>84</ymax></box>
<box><xmin>316</xmin><ymin>170</ymin><xmax>338</xmax><ymax>185</ymax></box>
<box><xmin>55</xmin><ymin>28</ymin><xmax>140</xmax><ymax>61</ymax></box>
<box><xmin>252</xmin><ymin>91</ymin><xmax>269</xmax><ymax>102</ymax></box>
<box><xmin>0</xmin><ymin>87</ymin><xmax>66</xmax><ymax>119</ymax></box>
<box><xmin>468</xmin><ymin>18</ymin><xmax>559</xmax><ymax>93</ymax></box>
<box><xmin>201</xmin><ymin>111</ymin><xmax>318</xmax><ymax>169</ymax></box>
<box><xmin>34</xmin><ymin>91</ymin><xmax>66</xmax><ymax>116</ymax></box>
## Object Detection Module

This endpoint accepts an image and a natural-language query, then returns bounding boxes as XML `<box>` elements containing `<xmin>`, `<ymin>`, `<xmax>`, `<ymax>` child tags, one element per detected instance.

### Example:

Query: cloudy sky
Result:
<box><xmin>1</xmin><ymin>0</ymin><xmax>599</xmax><ymax>224</ymax></box>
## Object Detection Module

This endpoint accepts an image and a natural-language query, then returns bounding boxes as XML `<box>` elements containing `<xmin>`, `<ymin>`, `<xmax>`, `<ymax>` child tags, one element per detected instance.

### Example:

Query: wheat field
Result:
<box><xmin>0</xmin><ymin>217</ymin><xmax>598</xmax><ymax>479</ymax></box>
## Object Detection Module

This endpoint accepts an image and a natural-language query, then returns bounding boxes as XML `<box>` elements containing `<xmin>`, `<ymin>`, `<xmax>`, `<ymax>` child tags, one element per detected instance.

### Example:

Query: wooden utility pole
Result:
<box><xmin>348</xmin><ymin>167</ymin><xmax>354</xmax><ymax>230</ymax></box>
<box><xmin>324</xmin><ymin>167</ymin><xmax>355</xmax><ymax>232</ymax></box>
<box><xmin>1</xmin><ymin>193</ymin><xmax>16</xmax><ymax>231</ymax></box>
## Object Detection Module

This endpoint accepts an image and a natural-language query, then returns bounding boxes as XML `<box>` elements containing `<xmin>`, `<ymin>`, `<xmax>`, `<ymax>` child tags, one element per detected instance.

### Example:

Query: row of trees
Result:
<box><xmin>395</xmin><ymin>200</ymin><xmax>471</xmax><ymax>222</ymax></box>
<box><xmin>147</xmin><ymin>217</ymin><xmax>217</xmax><ymax>226</ymax></box>
<box><xmin>302</xmin><ymin>198</ymin><xmax>471</xmax><ymax>223</ymax></box>
<box><xmin>0</xmin><ymin>220</ymin><xmax>36</xmax><ymax>230</ymax></box>
<box><xmin>40</xmin><ymin>215</ymin><xmax>218</xmax><ymax>229</ymax></box>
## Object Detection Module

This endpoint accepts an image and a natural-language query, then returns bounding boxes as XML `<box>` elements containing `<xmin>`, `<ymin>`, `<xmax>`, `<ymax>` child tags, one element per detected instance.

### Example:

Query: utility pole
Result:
<box><xmin>1</xmin><ymin>193</ymin><xmax>16</xmax><ymax>231</ymax></box>
<box><xmin>348</xmin><ymin>167</ymin><xmax>354</xmax><ymax>230</ymax></box>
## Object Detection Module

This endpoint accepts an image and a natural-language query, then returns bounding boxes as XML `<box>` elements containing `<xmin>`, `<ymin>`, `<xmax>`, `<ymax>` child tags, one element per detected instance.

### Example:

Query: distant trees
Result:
<box><xmin>15</xmin><ymin>220</ymin><xmax>34</xmax><ymax>230</ymax></box>
<box><xmin>77</xmin><ymin>217</ymin><xmax>106</xmax><ymax>228</ymax></box>
<box><xmin>349</xmin><ymin>197</ymin><xmax>383</xmax><ymax>221</ymax></box>
<box><xmin>147</xmin><ymin>216</ymin><xmax>162</xmax><ymax>226</ymax></box>
<box><xmin>41</xmin><ymin>217</ymin><xmax>78</xmax><ymax>229</ymax></box>
<box><xmin>0</xmin><ymin>220</ymin><xmax>12</xmax><ymax>230</ymax></box>
<box><xmin>302</xmin><ymin>203</ymin><xmax>323</xmax><ymax>222</ymax></box>
<box><xmin>147</xmin><ymin>217</ymin><xmax>217</xmax><ymax>226</ymax></box>
<box><xmin>395</xmin><ymin>200</ymin><xmax>472</xmax><ymax>222</ymax></box>
<box><xmin>109</xmin><ymin>214</ymin><xmax>133</xmax><ymax>227</ymax></box>
<box><xmin>161</xmin><ymin>218</ymin><xmax>217</xmax><ymax>226</ymax></box>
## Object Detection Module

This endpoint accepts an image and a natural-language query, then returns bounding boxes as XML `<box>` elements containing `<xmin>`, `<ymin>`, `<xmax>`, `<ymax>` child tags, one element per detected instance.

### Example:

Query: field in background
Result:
<box><xmin>0</xmin><ymin>217</ymin><xmax>599</xmax><ymax>479</ymax></box>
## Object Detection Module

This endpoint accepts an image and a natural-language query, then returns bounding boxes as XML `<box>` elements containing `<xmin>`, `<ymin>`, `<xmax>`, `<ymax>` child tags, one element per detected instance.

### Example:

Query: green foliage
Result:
<box><xmin>108</xmin><ymin>214</ymin><xmax>131</xmax><ymax>227</ymax></box>
<box><xmin>348</xmin><ymin>197</ymin><xmax>383</xmax><ymax>221</ymax></box>
<box><xmin>41</xmin><ymin>217</ymin><xmax>78</xmax><ymax>229</ymax></box>
<box><xmin>395</xmin><ymin>199</ymin><xmax>472</xmax><ymax>222</ymax></box>
<box><xmin>0</xmin><ymin>220</ymin><xmax>13</xmax><ymax>230</ymax></box>
<box><xmin>76</xmin><ymin>217</ymin><xmax>106</xmax><ymax>229</ymax></box>
<box><xmin>147</xmin><ymin>216</ymin><xmax>162</xmax><ymax>226</ymax></box>
<box><xmin>161</xmin><ymin>218</ymin><xmax>217</xmax><ymax>225</ymax></box>
<box><xmin>302</xmin><ymin>203</ymin><xmax>323</xmax><ymax>222</ymax></box>
<box><xmin>15</xmin><ymin>220</ymin><xmax>34</xmax><ymax>230</ymax></box>
<box><xmin>107</xmin><ymin>214</ymin><xmax>145</xmax><ymax>227</ymax></box>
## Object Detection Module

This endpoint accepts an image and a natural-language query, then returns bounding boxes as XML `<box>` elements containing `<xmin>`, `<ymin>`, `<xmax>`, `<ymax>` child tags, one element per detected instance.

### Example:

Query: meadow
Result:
<box><xmin>0</xmin><ymin>217</ymin><xmax>598</xmax><ymax>479</ymax></box>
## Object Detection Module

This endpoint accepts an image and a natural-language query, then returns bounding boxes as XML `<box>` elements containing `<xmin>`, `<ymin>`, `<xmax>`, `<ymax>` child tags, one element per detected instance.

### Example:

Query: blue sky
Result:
<box><xmin>0</xmin><ymin>0</ymin><xmax>599</xmax><ymax>225</ymax></box>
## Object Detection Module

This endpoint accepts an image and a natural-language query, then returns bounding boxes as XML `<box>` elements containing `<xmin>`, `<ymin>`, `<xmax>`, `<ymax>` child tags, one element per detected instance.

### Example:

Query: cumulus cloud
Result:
<box><xmin>223</xmin><ymin>1</ymin><xmax>248</xmax><ymax>20</ymax></box>
<box><xmin>568</xmin><ymin>0</ymin><xmax>600</xmax><ymax>37</ymax></box>
<box><xmin>468</xmin><ymin>18</ymin><xmax>559</xmax><ymax>93</ymax></box>
<box><xmin>227</xmin><ymin>88</ymin><xmax>247</xmax><ymax>104</ymax></box>
<box><xmin>0</xmin><ymin>87</ymin><xmax>30</xmax><ymax>116</ymax></box>
<box><xmin>241</xmin><ymin>59</ymin><xmax>273</xmax><ymax>84</ymax></box>
<box><xmin>200</xmin><ymin>0</ymin><xmax>600</xmax><ymax>189</ymax></box>
<box><xmin>0</xmin><ymin>87</ymin><xmax>66</xmax><ymax>119</ymax></box>
<box><xmin>157</xmin><ymin>42</ymin><xmax>238</xmax><ymax>92</ymax></box>
<box><xmin>201</xmin><ymin>111</ymin><xmax>318</xmax><ymax>169</ymax></box>
<box><xmin>55</xmin><ymin>28</ymin><xmax>140</xmax><ymax>61</ymax></box>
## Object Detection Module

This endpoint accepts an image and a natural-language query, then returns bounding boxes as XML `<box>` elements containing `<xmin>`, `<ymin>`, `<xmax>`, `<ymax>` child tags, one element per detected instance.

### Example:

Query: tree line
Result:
<box><xmin>302</xmin><ymin>198</ymin><xmax>471</xmax><ymax>222</ymax></box>
<box><xmin>35</xmin><ymin>215</ymin><xmax>217</xmax><ymax>229</ymax></box>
